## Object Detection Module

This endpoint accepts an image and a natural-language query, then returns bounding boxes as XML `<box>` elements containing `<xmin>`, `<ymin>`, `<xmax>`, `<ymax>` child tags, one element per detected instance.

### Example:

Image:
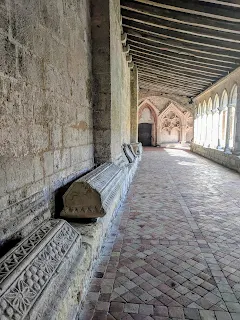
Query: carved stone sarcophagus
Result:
<box><xmin>60</xmin><ymin>163</ymin><xmax>124</xmax><ymax>219</ymax></box>
<box><xmin>0</xmin><ymin>219</ymin><xmax>82</xmax><ymax>320</ymax></box>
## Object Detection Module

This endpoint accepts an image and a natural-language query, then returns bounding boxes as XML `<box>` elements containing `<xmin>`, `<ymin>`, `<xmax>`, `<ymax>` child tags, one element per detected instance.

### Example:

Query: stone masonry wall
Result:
<box><xmin>0</xmin><ymin>0</ymin><xmax>94</xmax><ymax>242</ymax></box>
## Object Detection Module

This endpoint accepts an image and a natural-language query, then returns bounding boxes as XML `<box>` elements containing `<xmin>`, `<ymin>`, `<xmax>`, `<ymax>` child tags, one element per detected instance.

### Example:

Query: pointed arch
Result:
<box><xmin>212</xmin><ymin>94</ymin><xmax>220</xmax><ymax>148</ymax></box>
<box><xmin>206</xmin><ymin>98</ymin><xmax>213</xmax><ymax>146</ymax></box>
<box><xmin>229</xmin><ymin>84</ymin><xmax>237</xmax><ymax>148</ymax></box>
<box><xmin>138</xmin><ymin>99</ymin><xmax>158</xmax><ymax>146</ymax></box>
<box><xmin>230</xmin><ymin>84</ymin><xmax>237</xmax><ymax>106</ymax></box>
<box><xmin>158</xmin><ymin>102</ymin><xmax>184</xmax><ymax>145</ymax></box>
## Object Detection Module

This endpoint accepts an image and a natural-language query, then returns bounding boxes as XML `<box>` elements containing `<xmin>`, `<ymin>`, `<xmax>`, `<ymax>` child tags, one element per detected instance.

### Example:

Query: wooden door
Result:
<box><xmin>138</xmin><ymin>123</ymin><xmax>152</xmax><ymax>146</ymax></box>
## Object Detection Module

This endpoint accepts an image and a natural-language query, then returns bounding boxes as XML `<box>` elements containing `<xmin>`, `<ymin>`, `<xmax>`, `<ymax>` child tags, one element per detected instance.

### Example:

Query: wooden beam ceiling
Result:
<box><xmin>120</xmin><ymin>0</ymin><xmax>240</xmax><ymax>98</ymax></box>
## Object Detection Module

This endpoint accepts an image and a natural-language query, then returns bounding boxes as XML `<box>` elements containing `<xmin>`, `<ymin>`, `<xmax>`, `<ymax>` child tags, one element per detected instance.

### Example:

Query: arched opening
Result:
<box><xmin>194</xmin><ymin>107</ymin><xmax>198</xmax><ymax>143</ymax></box>
<box><xmin>206</xmin><ymin>98</ymin><xmax>213</xmax><ymax>147</ymax></box>
<box><xmin>212</xmin><ymin>94</ymin><xmax>219</xmax><ymax>148</ymax></box>
<box><xmin>219</xmin><ymin>90</ymin><xmax>228</xmax><ymax>148</ymax></box>
<box><xmin>138</xmin><ymin>102</ymin><xmax>158</xmax><ymax>146</ymax></box>
<box><xmin>229</xmin><ymin>84</ymin><xmax>237</xmax><ymax>148</ymax></box>
<box><xmin>201</xmin><ymin>101</ymin><xmax>207</xmax><ymax>145</ymax></box>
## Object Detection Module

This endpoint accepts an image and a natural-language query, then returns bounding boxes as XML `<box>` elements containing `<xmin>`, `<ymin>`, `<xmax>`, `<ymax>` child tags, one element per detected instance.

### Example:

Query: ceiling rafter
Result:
<box><xmin>121</xmin><ymin>0</ymin><xmax>240</xmax><ymax>98</ymax></box>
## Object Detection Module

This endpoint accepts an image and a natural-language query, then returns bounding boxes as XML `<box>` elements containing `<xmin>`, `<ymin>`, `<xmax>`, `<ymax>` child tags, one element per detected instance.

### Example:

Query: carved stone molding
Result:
<box><xmin>0</xmin><ymin>219</ymin><xmax>81</xmax><ymax>320</ymax></box>
<box><xmin>61</xmin><ymin>163</ymin><xmax>124</xmax><ymax>219</ymax></box>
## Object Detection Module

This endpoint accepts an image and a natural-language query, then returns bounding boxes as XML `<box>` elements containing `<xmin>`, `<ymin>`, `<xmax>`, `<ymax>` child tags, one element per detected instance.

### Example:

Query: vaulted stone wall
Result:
<box><xmin>0</xmin><ymin>0</ymin><xmax>94</xmax><ymax>242</ymax></box>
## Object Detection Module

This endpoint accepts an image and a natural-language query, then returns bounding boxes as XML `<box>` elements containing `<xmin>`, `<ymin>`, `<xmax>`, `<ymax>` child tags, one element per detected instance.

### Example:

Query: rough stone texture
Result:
<box><xmin>0</xmin><ymin>0</ymin><xmax>94</xmax><ymax>241</ymax></box>
<box><xmin>191</xmin><ymin>143</ymin><xmax>240</xmax><ymax>173</ymax></box>
<box><xmin>80</xmin><ymin>148</ymin><xmax>240</xmax><ymax>320</ymax></box>
<box><xmin>92</xmin><ymin>0</ymin><xmax>131</xmax><ymax>164</ymax></box>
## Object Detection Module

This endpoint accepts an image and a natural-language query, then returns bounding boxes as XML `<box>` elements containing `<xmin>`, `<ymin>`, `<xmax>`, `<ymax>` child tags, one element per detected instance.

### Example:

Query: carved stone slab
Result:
<box><xmin>61</xmin><ymin>163</ymin><xmax>124</xmax><ymax>219</ymax></box>
<box><xmin>0</xmin><ymin>219</ymin><xmax>81</xmax><ymax>320</ymax></box>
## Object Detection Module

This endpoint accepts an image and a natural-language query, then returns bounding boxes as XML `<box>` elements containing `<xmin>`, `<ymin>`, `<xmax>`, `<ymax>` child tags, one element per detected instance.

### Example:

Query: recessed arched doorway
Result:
<box><xmin>138</xmin><ymin>123</ymin><xmax>152</xmax><ymax>146</ymax></box>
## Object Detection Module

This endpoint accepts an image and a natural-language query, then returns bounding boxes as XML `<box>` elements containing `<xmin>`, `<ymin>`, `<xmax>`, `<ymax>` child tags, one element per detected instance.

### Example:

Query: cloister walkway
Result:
<box><xmin>80</xmin><ymin>148</ymin><xmax>240</xmax><ymax>320</ymax></box>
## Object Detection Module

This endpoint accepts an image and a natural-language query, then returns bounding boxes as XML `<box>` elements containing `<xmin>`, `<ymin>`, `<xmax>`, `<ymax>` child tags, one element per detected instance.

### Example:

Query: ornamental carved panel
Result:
<box><xmin>161</xmin><ymin>111</ymin><xmax>181</xmax><ymax>134</ymax></box>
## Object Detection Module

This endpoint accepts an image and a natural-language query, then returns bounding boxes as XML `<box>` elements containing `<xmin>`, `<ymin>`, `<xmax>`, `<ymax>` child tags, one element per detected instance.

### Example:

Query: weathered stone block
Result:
<box><xmin>61</xmin><ymin>163</ymin><xmax>124</xmax><ymax>219</ymax></box>
<box><xmin>5</xmin><ymin>156</ymin><xmax>34</xmax><ymax>192</ymax></box>
<box><xmin>54</xmin><ymin>149</ymin><xmax>71</xmax><ymax>172</ymax></box>
<box><xmin>43</xmin><ymin>151</ymin><xmax>54</xmax><ymax>177</ymax></box>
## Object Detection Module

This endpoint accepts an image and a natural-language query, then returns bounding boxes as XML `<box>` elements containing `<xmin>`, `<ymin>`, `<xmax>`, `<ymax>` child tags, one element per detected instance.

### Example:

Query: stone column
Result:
<box><xmin>217</xmin><ymin>109</ymin><xmax>222</xmax><ymax>149</ymax></box>
<box><xmin>224</xmin><ymin>104</ymin><xmax>234</xmax><ymax>154</ymax></box>
<box><xmin>233</xmin><ymin>90</ymin><xmax>240</xmax><ymax>155</ymax></box>
<box><xmin>130</xmin><ymin>66</ymin><xmax>138</xmax><ymax>143</ymax></box>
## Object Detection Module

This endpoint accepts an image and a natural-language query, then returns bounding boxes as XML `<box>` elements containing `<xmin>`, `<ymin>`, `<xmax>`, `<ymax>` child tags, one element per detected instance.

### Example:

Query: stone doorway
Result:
<box><xmin>138</xmin><ymin>123</ymin><xmax>152</xmax><ymax>146</ymax></box>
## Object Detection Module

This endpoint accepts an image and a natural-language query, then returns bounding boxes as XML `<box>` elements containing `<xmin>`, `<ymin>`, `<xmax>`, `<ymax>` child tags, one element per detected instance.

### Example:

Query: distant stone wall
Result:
<box><xmin>0</xmin><ymin>0</ymin><xmax>94</xmax><ymax>241</ymax></box>
<box><xmin>191</xmin><ymin>143</ymin><xmax>240</xmax><ymax>173</ymax></box>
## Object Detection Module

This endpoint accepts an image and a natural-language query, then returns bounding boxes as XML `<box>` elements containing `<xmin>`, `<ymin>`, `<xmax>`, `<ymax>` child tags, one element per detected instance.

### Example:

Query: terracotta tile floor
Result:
<box><xmin>80</xmin><ymin>148</ymin><xmax>240</xmax><ymax>320</ymax></box>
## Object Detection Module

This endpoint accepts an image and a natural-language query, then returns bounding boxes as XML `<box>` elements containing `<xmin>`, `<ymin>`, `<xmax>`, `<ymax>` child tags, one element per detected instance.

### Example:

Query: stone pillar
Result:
<box><xmin>91</xmin><ymin>0</ymin><xmax>112</xmax><ymax>164</ymax></box>
<box><xmin>217</xmin><ymin>109</ymin><xmax>222</xmax><ymax>149</ymax></box>
<box><xmin>224</xmin><ymin>104</ymin><xmax>234</xmax><ymax>154</ymax></box>
<box><xmin>130</xmin><ymin>66</ymin><xmax>138</xmax><ymax>143</ymax></box>
<box><xmin>233</xmin><ymin>90</ymin><xmax>240</xmax><ymax>155</ymax></box>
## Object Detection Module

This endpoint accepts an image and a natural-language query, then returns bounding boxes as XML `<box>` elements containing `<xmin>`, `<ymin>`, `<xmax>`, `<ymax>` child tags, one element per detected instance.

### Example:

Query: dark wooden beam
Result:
<box><xmin>127</xmin><ymin>33</ymin><xmax>240</xmax><ymax>64</ymax></box>
<box><xmin>134</xmin><ymin>0</ymin><xmax>240</xmax><ymax>22</ymax></box>
<box><xmin>130</xmin><ymin>46</ymin><xmax>230</xmax><ymax>73</ymax></box>
<box><xmin>121</xmin><ymin>9</ymin><xmax>240</xmax><ymax>44</ymax></box>
<box><xmin>121</xmin><ymin>0</ymin><xmax>240</xmax><ymax>33</ymax></box>
<box><xmin>128</xmin><ymin>38</ymin><xmax>237</xmax><ymax>69</ymax></box>
<box><xmin>139</xmin><ymin>79</ymin><xmax>199</xmax><ymax>96</ymax></box>
<box><xmin>137</xmin><ymin>64</ymin><xmax>212</xmax><ymax>85</ymax></box>
<box><xmin>123</xmin><ymin>20</ymin><xmax>240</xmax><ymax>54</ymax></box>
<box><xmin>132</xmin><ymin>52</ymin><xmax>223</xmax><ymax>77</ymax></box>
<box><xmin>138</xmin><ymin>72</ymin><xmax>205</xmax><ymax>90</ymax></box>
<box><xmin>199</xmin><ymin>0</ymin><xmax>240</xmax><ymax>8</ymax></box>
<box><xmin>133</xmin><ymin>57</ymin><xmax>218</xmax><ymax>82</ymax></box>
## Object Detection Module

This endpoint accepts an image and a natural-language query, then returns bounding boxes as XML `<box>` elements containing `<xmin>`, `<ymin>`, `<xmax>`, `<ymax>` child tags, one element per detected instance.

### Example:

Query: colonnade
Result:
<box><xmin>194</xmin><ymin>84</ymin><xmax>239</xmax><ymax>154</ymax></box>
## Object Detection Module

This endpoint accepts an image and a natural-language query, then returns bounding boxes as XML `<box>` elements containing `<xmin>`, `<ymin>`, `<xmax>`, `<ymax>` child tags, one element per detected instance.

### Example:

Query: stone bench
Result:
<box><xmin>0</xmin><ymin>219</ymin><xmax>83</xmax><ymax>320</ymax></box>
<box><xmin>60</xmin><ymin>162</ymin><xmax>125</xmax><ymax>219</ymax></box>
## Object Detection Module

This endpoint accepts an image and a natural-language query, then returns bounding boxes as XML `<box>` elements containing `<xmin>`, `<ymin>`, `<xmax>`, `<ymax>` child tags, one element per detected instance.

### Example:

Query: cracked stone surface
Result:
<box><xmin>80</xmin><ymin>148</ymin><xmax>240</xmax><ymax>320</ymax></box>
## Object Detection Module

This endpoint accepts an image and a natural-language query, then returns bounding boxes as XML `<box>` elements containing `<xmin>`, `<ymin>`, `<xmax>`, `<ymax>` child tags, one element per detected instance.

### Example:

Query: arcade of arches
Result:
<box><xmin>1</xmin><ymin>0</ymin><xmax>240</xmax><ymax>319</ymax></box>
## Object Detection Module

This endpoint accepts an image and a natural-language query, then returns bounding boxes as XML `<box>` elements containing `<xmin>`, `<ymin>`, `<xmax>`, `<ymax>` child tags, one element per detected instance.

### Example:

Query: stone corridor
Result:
<box><xmin>80</xmin><ymin>148</ymin><xmax>240</xmax><ymax>320</ymax></box>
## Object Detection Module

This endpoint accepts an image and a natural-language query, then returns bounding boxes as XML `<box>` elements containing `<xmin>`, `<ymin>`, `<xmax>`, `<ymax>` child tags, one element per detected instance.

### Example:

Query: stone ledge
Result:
<box><xmin>191</xmin><ymin>143</ymin><xmax>240</xmax><ymax>173</ymax></box>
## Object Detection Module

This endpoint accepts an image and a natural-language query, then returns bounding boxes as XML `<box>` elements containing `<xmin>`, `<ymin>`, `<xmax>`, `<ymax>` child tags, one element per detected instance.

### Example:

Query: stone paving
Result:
<box><xmin>80</xmin><ymin>148</ymin><xmax>240</xmax><ymax>320</ymax></box>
